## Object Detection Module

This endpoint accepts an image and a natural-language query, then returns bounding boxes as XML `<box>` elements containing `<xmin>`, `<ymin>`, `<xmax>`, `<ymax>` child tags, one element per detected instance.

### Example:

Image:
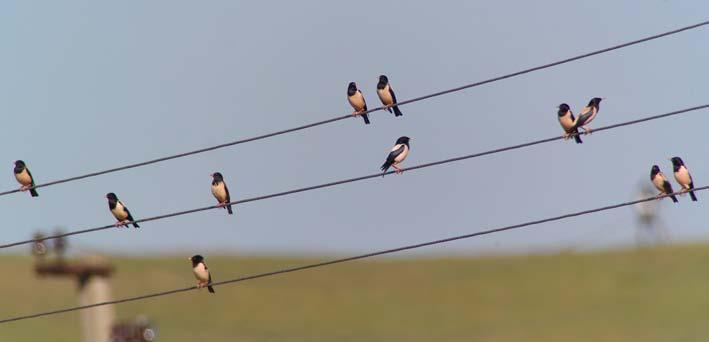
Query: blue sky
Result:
<box><xmin>0</xmin><ymin>1</ymin><xmax>707</xmax><ymax>255</ymax></box>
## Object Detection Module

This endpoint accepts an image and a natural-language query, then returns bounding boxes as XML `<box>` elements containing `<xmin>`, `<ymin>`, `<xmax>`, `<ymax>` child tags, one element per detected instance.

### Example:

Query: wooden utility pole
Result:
<box><xmin>35</xmin><ymin>252</ymin><xmax>116</xmax><ymax>342</ymax></box>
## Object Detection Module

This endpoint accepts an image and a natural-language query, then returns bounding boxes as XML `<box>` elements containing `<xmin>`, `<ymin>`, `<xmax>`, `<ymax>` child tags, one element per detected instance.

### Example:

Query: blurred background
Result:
<box><xmin>0</xmin><ymin>0</ymin><xmax>707</xmax><ymax>340</ymax></box>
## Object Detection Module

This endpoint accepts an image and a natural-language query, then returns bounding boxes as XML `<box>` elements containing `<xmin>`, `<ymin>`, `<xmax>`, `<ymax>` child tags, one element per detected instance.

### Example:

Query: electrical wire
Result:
<box><xmin>0</xmin><ymin>21</ymin><xmax>706</xmax><ymax>198</ymax></box>
<box><xmin>1</xmin><ymin>185</ymin><xmax>705</xmax><ymax>324</ymax></box>
<box><xmin>2</xmin><ymin>104</ymin><xmax>706</xmax><ymax>250</ymax></box>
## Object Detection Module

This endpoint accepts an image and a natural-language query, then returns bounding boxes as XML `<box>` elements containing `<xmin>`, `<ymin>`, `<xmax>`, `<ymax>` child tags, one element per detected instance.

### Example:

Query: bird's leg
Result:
<box><xmin>115</xmin><ymin>221</ymin><xmax>123</xmax><ymax>228</ymax></box>
<box><xmin>382</xmin><ymin>104</ymin><xmax>391</xmax><ymax>110</ymax></box>
<box><xmin>656</xmin><ymin>192</ymin><xmax>664</xmax><ymax>200</ymax></box>
<box><xmin>216</xmin><ymin>202</ymin><xmax>225</xmax><ymax>208</ymax></box>
<box><xmin>19</xmin><ymin>185</ymin><xmax>29</xmax><ymax>191</ymax></box>
<box><xmin>562</xmin><ymin>132</ymin><xmax>570</xmax><ymax>140</ymax></box>
<box><xmin>582</xmin><ymin>126</ymin><xmax>593</xmax><ymax>135</ymax></box>
<box><xmin>352</xmin><ymin>110</ymin><xmax>362</xmax><ymax>117</ymax></box>
<box><xmin>392</xmin><ymin>165</ymin><xmax>403</xmax><ymax>174</ymax></box>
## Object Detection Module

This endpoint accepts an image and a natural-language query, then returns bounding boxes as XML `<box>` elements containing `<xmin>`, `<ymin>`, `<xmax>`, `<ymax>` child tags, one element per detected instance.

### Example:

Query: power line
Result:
<box><xmin>2</xmin><ymin>185</ymin><xmax>705</xmax><ymax>324</ymax></box>
<box><xmin>3</xmin><ymin>104</ymin><xmax>706</xmax><ymax>250</ymax></box>
<box><xmin>0</xmin><ymin>21</ymin><xmax>706</xmax><ymax>198</ymax></box>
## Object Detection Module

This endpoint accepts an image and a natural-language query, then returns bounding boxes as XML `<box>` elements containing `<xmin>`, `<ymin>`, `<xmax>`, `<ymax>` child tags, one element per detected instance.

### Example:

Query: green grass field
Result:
<box><xmin>3</xmin><ymin>244</ymin><xmax>709</xmax><ymax>341</ymax></box>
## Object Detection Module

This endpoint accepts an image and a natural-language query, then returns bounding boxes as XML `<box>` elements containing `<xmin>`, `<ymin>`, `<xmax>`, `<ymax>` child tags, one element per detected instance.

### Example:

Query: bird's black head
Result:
<box><xmin>190</xmin><ymin>254</ymin><xmax>204</xmax><ymax>267</ymax></box>
<box><xmin>651</xmin><ymin>165</ymin><xmax>661</xmax><ymax>177</ymax></box>
<box><xmin>13</xmin><ymin>160</ymin><xmax>26</xmax><ymax>173</ymax></box>
<box><xmin>106</xmin><ymin>192</ymin><xmax>118</xmax><ymax>201</ymax></box>
<box><xmin>557</xmin><ymin>103</ymin><xmax>570</xmax><ymax>116</ymax></box>
<box><xmin>670</xmin><ymin>157</ymin><xmax>684</xmax><ymax>171</ymax></box>
<box><xmin>212</xmin><ymin>172</ymin><xmax>224</xmax><ymax>182</ymax></box>
<box><xmin>347</xmin><ymin>82</ymin><xmax>357</xmax><ymax>96</ymax></box>
<box><xmin>377</xmin><ymin>75</ymin><xmax>389</xmax><ymax>89</ymax></box>
<box><xmin>396</xmin><ymin>136</ymin><xmax>411</xmax><ymax>146</ymax></box>
<box><xmin>588</xmin><ymin>97</ymin><xmax>602</xmax><ymax>108</ymax></box>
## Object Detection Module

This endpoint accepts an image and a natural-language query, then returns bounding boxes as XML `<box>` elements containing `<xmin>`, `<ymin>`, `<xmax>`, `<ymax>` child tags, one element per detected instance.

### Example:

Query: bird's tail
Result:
<box><xmin>227</xmin><ymin>204</ymin><xmax>234</xmax><ymax>215</ymax></box>
<box><xmin>380</xmin><ymin>163</ymin><xmax>391</xmax><ymax>177</ymax></box>
<box><xmin>362</xmin><ymin>113</ymin><xmax>371</xmax><ymax>125</ymax></box>
<box><xmin>132</xmin><ymin>222</ymin><xmax>140</xmax><ymax>228</ymax></box>
<box><xmin>689</xmin><ymin>190</ymin><xmax>697</xmax><ymax>202</ymax></box>
<box><xmin>393</xmin><ymin>105</ymin><xmax>403</xmax><ymax>117</ymax></box>
<box><xmin>30</xmin><ymin>188</ymin><xmax>39</xmax><ymax>197</ymax></box>
<box><xmin>208</xmin><ymin>285</ymin><xmax>215</xmax><ymax>293</ymax></box>
<box><xmin>670</xmin><ymin>194</ymin><xmax>679</xmax><ymax>203</ymax></box>
<box><xmin>573</xmin><ymin>130</ymin><xmax>583</xmax><ymax>144</ymax></box>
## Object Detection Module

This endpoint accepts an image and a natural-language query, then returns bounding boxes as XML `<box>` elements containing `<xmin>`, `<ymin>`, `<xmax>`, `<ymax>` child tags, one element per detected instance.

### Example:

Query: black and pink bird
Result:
<box><xmin>650</xmin><ymin>165</ymin><xmax>678</xmax><ymax>203</ymax></box>
<box><xmin>189</xmin><ymin>254</ymin><xmax>215</xmax><ymax>293</ymax></box>
<box><xmin>106</xmin><ymin>192</ymin><xmax>140</xmax><ymax>228</ymax></box>
<box><xmin>211</xmin><ymin>172</ymin><xmax>233</xmax><ymax>215</ymax></box>
<box><xmin>381</xmin><ymin>136</ymin><xmax>410</xmax><ymax>176</ymax></box>
<box><xmin>671</xmin><ymin>157</ymin><xmax>697</xmax><ymax>201</ymax></box>
<box><xmin>376</xmin><ymin>75</ymin><xmax>404</xmax><ymax>117</ymax></box>
<box><xmin>557</xmin><ymin>103</ymin><xmax>582</xmax><ymax>144</ymax></box>
<box><xmin>573</xmin><ymin>97</ymin><xmax>603</xmax><ymax>134</ymax></box>
<box><xmin>347</xmin><ymin>82</ymin><xmax>370</xmax><ymax>125</ymax></box>
<box><xmin>13</xmin><ymin>160</ymin><xmax>38</xmax><ymax>197</ymax></box>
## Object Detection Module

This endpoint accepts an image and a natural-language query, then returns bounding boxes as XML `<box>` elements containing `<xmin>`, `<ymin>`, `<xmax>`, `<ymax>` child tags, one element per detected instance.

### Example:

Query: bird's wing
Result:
<box><xmin>575</xmin><ymin>106</ymin><xmax>595</xmax><ymax>126</ymax></box>
<box><xmin>25</xmin><ymin>168</ymin><xmax>36</xmax><ymax>186</ymax></box>
<box><xmin>689</xmin><ymin>171</ymin><xmax>694</xmax><ymax>186</ymax></box>
<box><xmin>358</xmin><ymin>90</ymin><xmax>367</xmax><ymax>109</ymax></box>
<box><xmin>387</xmin><ymin>144</ymin><xmax>405</xmax><ymax>162</ymax></box>
<box><xmin>662</xmin><ymin>180</ymin><xmax>674</xmax><ymax>195</ymax></box>
<box><xmin>388</xmin><ymin>86</ymin><xmax>398</xmax><ymax>104</ymax></box>
<box><xmin>569</xmin><ymin>110</ymin><xmax>575</xmax><ymax>121</ymax></box>
<box><xmin>119</xmin><ymin>201</ymin><xmax>134</xmax><ymax>218</ymax></box>
<box><xmin>224</xmin><ymin>184</ymin><xmax>231</xmax><ymax>202</ymax></box>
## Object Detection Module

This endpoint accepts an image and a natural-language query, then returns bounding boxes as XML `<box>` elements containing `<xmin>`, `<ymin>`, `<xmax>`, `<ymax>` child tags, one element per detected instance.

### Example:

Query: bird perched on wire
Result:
<box><xmin>650</xmin><ymin>165</ymin><xmax>678</xmax><ymax>203</ymax></box>
<box><xmin>106</xmin><ymin>192</ymin><xmax>140</xmax><ymax>228</ymax></box>
<box><xmin>381</xmin><ymin>136</ymin><xmax>410</xmax><ymax>176</ymax></box>
<box><xmin>347</xmin><ymin>82</ymin><xmax>370</xmax><ymax>125</ymax></box>
<box><xmin>573</xmin><ymin>97</ymin><xmax>603</xmax><ymax>134</ymax></box>
<box><xmin>14</xmin><ymin>160</ymin><xmax>39</xmax><ymax>197</ymax></box>
<box><xmin>211</xmin><ymin>172</ymin><xmax>233</xmax><ymax>215</ymax></box>
<box><xmin>671</xmin><ymin>157</ymin><xmax>697</xmax><ymax>201</ymax></box>
<box><xmin>189</xmin><ymin>255</ymin><xmax>215</xmax><ymax>293</ymax></box>
<box><xmin>557</xmin><ymin>103</ymin><xmax>582</xmax><ymax>144</ymax></box>
<box><xmin>376</xmin><ymin>75</ymin><xmax>404</xmax><ymax>117</ymax></box>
